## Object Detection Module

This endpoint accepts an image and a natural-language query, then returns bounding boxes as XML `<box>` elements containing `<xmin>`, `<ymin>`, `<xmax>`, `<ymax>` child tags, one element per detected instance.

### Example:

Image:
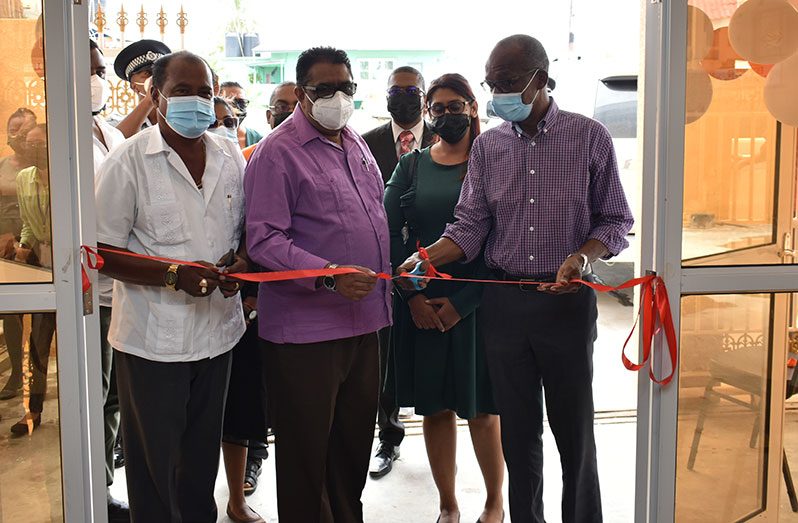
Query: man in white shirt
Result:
<box><xmin>95</xmin><ymin>50</ymin><xmax>248</xmax><ymax>522</ymax></box>
<box><xmin>89</xmin><ymin>38</ymin><xmax>129</xmax><ymax>522</ymax></box>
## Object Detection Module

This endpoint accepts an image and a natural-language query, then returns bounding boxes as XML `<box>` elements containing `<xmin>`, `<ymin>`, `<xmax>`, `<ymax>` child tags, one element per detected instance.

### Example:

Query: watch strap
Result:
<box><xmin>568</xmin><ymin>253</ymin><xmax>589</xmax><ymax>273</ymax></box>
<box><xmin>165</xmin><ymin>263</ymin><xmax>180</xmax><ymax>291</ymax></box>
<box><xmin>323</xmin><ymin>263</ymin><xmax>339</xmax><ymax>292</ymax></box>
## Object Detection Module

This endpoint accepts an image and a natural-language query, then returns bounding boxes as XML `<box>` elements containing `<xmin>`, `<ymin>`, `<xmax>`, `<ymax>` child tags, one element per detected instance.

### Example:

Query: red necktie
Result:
<box><xmin>398</xmin><ymin>130</ymin><xmax>414</xmax><ymax>158</ymax></box>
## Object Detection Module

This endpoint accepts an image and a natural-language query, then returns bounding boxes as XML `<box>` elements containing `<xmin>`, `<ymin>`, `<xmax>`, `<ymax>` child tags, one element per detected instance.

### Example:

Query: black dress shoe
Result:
<box><xmin>10</xmin><ymin>413</ymin><xmax>40</xmax><ymax>436</ymax></box>
<box><xmin>0</xmin><ymin>384</ymin><xmax>21</xmax><ymax>400</ymax></box>
<box><xmin>369</xmin><ymin>442</ymin><xmax>399</xmax><ymax>478</ymax></box>
<box><xmin>113</xmin><ymin>437</ymin><xmax>125</xmax><ymax>469</ymax></box>
<box><xmin>107</xmin><ymin>494</ymin><xmax>130</xmax><ymax>522</ymax></box>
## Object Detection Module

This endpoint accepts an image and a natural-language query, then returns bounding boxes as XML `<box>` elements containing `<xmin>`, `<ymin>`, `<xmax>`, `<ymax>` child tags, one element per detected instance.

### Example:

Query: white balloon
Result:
<box><xmin>729</xmin><ymin>0</ymin><xmax>798</xmax><ymax>65</ymax></box>
<box><xmin>688</xmin><ymin>6</ymin><xmax>714</xmax><ymax>62</ymax></box>
<box><xmin>764</xmin><ymin>51</ymin><xmax>798</xmax><ymax>126</ymax></box>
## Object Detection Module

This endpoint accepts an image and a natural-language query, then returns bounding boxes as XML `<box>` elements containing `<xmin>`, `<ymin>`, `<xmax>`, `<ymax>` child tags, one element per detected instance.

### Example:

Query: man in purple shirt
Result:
<box><xmin>399</xmin><ymin>35</ymin><xmax>633</xmax><ymax>523</ymax></box>
<box><xmin>244</xmin><ymin>46</ymin><xmax>391</xmax><ymax>522</ymax></box>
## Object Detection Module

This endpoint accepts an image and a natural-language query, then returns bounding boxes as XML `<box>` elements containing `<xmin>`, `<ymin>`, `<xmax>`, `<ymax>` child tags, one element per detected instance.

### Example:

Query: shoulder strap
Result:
<box><xmin>408</xmin><ymin>148</ymin><xmax>421</xmax><ymax>193</ymax></box>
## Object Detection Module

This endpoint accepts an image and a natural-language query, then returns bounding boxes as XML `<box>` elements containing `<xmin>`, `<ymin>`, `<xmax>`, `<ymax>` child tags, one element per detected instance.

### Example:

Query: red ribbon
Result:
<box><xmin>417</xmin><ymin>241</ymin><xmax>452</xmax><ymax>280</ymax></box>
<box><xmin>81</xmin><ymin>245</ymin><xmax>104</xmax><ymax>294</ymax></box>
<box><xmin>80</xmin><ymin>245</ymin><xmax>678</xmax><ymax>385</ymax></box>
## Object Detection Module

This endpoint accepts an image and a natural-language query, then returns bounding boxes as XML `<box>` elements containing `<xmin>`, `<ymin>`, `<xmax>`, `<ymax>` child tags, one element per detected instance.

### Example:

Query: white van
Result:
<box><xmin>592</xmin><ymin>75</ymin><xmax>639</xmax><ymax>236</ymax></box>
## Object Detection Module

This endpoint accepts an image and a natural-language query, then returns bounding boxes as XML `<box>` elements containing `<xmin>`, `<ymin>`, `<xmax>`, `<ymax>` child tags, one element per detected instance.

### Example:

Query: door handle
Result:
<box><xmin>781</xmin><ymin>232</ymin><xmax>795</xmax><ymax>261</ymax></box>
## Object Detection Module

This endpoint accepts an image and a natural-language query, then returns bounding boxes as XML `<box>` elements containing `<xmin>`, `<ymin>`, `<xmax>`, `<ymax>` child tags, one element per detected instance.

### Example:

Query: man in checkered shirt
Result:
<box><xmin>399</xmin><ymin>35</ymin><xmax>634</xmax><ymax>523</ymax></box>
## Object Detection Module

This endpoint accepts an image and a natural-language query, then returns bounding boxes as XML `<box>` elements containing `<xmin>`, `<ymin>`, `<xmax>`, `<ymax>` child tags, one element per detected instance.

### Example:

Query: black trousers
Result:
<box><xmin>377</xmin><ymin>326</ymin><xmax>404</xmax><ymax>447</ymax></box>
<box><xmin>480</xmin><ymin>283</ymin><xmax>602</xmax><ymax>523</ymax></box>
<box><xmin>99</xmin><ymin>306</ymin><xmax>121</xmax><ymax>487</ymax></box>
<box><xmin>263</xmin><ymin>333</ymin><xmax>379</xmax><ymax>523</ymax></box>
<box><xmin>28</xmin><ymin>312</ymin><xmax>56</xmax><ymax>413</ymax></box>
<box><xmin>116</xmin><ymin>349</ymin><xmax>232</xmax><ymax>523</ymax></box>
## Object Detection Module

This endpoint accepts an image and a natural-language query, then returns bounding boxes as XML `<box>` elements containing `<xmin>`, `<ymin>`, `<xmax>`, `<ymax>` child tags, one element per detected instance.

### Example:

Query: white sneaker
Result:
<box><xmin>398</xmin><ymin>407</ymin><xmax>414</xmax><ymax>419</ymax></box>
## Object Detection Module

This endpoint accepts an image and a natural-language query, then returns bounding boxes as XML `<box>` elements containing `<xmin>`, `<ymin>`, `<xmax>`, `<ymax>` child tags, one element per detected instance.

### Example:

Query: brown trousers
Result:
<box><xmin>263</xmin><ymin>333</ymin><xmax>379</xmax><ymax>523</ymax></box>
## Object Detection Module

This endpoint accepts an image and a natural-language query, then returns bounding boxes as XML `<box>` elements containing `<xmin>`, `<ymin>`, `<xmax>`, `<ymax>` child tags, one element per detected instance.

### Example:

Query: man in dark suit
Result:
<box><xmin>364</xmin><ymin>66</ymin><xmax>437</xmax><ymax>185</ymax></box>
<box><xmin>362</xmin><ymin>66</ymin><xmax>436</xmax><ymax>478</ymax></box>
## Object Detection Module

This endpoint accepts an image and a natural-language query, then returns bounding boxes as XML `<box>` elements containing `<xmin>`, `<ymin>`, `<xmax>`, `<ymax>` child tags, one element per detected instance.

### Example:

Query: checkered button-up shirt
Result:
<box><xmin>443</xmin><ymin>99</ymin><xmax>634</xmax><ymax>277</ymax></box>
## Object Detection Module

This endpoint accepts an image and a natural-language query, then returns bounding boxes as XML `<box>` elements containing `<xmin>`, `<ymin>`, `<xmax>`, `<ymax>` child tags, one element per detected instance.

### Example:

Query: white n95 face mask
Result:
<box><xmin>90</xmin><ymin>74</ymin><xmax>111</xmax><ymax>113</ymax></box>
<box><xmin>306</xmin><ymin>90</ymin><xmax>354</xmax><ymax>131</ymax></box>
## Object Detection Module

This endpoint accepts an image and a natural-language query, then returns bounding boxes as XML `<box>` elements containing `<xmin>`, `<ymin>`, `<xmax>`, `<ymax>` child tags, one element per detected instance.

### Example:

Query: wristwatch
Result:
<box><xmin>164</xmin><ymin>263</ymin><xmax>180</xmax><ymax>291</ymax></box>
<box><xmin>323</xmin><ymin>263</ymin><xmax>339</xmax><ymax>292</ymax></box>
<box><xmin>568</xmin><ymin>253</ymin><xmax>589</xmax><ymax>274</ymax></box>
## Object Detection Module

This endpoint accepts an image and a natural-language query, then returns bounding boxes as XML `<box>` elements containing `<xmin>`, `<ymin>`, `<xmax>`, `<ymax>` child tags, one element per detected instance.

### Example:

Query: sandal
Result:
<box><xmin>243</xmin><ymin>457</ymin><xmax>263</xmax><ymax>496</ymax></box>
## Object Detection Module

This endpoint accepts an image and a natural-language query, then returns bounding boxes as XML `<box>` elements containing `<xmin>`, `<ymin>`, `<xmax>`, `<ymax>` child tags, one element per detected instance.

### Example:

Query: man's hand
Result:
<box><xmin>538</xmin><ymin>255</ymin><xmax>583</xmax><ymax>294</ymax></box>
<box><xmin>216</xmin><ymin>252</ymin><xmax>249</xmax><ymax>298</ymax></box>
<box><xmin>335</xmin><ymin>265</ymin><xmax>378</xmax><ymax>301</ymax></box>
<box><xmin>426</xmin><ymin>297</ymin><xmax>462</xmax><ymax>331</ymax></box>
<box><xmin>408</xmin><ymin>294</ymin><xmax>444</xmax><ymax>331</ymax></box>
<box><xmin>176</xmin><ymin>262</ymin><xmax>221</xmax><ymax>297</ymax></box>
<box><xmin>395</xmin><ymin>253</ymin><xmax>428</xmax><ymax>290</ymax></box>
<box><xmin>14</xmin><ymin>245</ymin><xmax>32</xmax><ymax>264</ymax></box>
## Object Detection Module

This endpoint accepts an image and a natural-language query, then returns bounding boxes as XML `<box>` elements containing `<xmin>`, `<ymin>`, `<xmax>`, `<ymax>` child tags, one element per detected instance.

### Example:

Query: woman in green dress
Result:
<box><xmin>384</xmin><ymin>74</ymin><xmax>504</xmax><ymax>523</ymax></box>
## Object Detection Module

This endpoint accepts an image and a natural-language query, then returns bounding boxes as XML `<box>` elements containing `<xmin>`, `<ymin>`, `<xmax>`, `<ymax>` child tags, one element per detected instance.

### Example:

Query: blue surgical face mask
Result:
<box><xmin>157</xmin><ymin>94</ymin><xmax>215</xmax><ymax>139</ymax></box>
<box><xmin>209</xmin><ymin>126</ymin><xmax>237</xmax><ymax>143</ymax></box>
<box><xmin>486</xmin><ymin>70</ymin><xmax>541</xmax><ymax>122</ymax></box>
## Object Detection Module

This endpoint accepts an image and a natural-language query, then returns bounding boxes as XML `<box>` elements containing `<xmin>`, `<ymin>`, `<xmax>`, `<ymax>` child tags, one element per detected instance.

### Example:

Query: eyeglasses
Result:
<box><xmin>231</xmin><ymin>97</ymin><xmax>250</xmax><ymax>109</ymax></box>
<box><xmin>387</xmin><ymin>85</ymin><xmax>424</xmax><ymax>97</ymax></box>
<box><xmin>481</xmin><ymin>69</ymin><xmax>538</xmax><ymax>94</ymax></box>
<box><xmin>269</xmin><ymin>101</ymin><xmax>296</xmax><ymax>113</ymax></box>
<box><xmin>427</xmin><ymin>100</ymin><xmax>470</xmax><ymax>118</ymax></box>
<box><xmin>208</xmin><ymin>116</ymin><xmax>239</xmax><ymax>130</ymax></box>
<box><xmin>302</xmin><ymin>82</ymin><xmax>357</xmax><ymax>99</ymax></box>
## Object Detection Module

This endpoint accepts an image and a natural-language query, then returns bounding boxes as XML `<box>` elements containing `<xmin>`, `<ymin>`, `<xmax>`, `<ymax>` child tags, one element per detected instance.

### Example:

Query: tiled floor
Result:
<box><xmin>106</xmin><ymin>415</ymin><xmax>638</xmax><ymax>523</ymax></box>
<box><xmin>13</xmin><ymin>284</ymin><xmax>798</xmax><ymax>522</ymax></box>
<box><xmin>0</xmin><ymin>352</ymin><xmax>62</xmax><ymax>522</ymax></box>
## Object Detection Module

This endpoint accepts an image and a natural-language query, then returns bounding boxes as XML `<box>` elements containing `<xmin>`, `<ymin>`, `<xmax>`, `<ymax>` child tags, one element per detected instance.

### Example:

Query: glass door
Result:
<box><xmin>0</xmin><ymin>1</ymin><xmax>104</xmax><ymax>522</ymax></box>
<box><xmin>637</xmin><ymin>0</ymin><xmax>798</xmax><ymax>521</ymax></box>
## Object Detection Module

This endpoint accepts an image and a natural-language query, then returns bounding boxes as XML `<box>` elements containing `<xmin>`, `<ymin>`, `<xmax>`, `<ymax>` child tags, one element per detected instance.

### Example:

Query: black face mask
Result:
<box><xmin>430</xmin><ymin>114</ymin><xmax>470</xmax><ymax>144</ymax></box>
<box><xmin>272</xmin><ymin>112</ymin><xmax>291</xmax><ymax>128</ymax></box>
<box><xmin>387</xmin><ymin>93</ymin><xmax>422</xmax><ymax>126</ymax></box>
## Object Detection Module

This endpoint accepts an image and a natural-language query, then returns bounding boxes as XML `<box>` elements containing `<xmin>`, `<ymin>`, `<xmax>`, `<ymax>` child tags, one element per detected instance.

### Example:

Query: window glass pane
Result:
<box><xmin>682</xmin><ymin>0</ymin><xmax>798</xmax><ymax>266</ymax></box>
<box><xmin>0</xmin><ymin>311</ymin><xmax>62</xmax><ymax>521</ymax></box>
<box><xmin>676</xmin><ymin>293</ymin><xmax>771</xmax><ymax>521</ymax></box>
<box><xmin>0</xmin><ymin>5</ymin><xmax>52</xmax><ymax>283</ymax></box>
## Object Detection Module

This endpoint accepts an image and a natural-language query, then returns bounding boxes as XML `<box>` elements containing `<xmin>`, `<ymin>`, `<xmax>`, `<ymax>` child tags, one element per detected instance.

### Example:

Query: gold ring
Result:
<box><xmin>199</xmin><ymin>278</ymin><xmax>208</xmax><ymax>287</ymax></box>
<box><xmin>234</xmin><ymin>282</ymin><xmax>240</xmax><ymax>291</ymax></box>
<box><xmin>200</xmin><ymin>286</ymin><xmax>207</xmax><ymax>295</ymax></box>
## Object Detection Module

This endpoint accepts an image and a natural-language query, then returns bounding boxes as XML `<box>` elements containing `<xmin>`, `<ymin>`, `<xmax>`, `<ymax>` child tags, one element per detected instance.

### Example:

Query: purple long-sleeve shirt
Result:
<box><xmin>443</xmin><ymin>99</ymin><xmax>634</xmax><ymax>277</ymax></box>
<box><xmin>244</xmin><ymin>108</ymin><xmax>392</xmax><ymax>344</ymax></box>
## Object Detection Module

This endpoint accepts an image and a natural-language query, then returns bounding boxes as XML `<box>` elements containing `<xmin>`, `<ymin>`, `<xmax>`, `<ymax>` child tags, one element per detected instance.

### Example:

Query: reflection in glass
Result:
<box><xmin>781</xmin><ymin>296</ymin><xmax>798</xmax><ymax>518</ymax></box>
<box><xmin>676</xmin><ymin>294</ymin><xmax>771</xmax><ymax>522</ymax></box>
<box><xmin>682</xmin><ymin>0</ymin><xmax>798</xmax><ymax>266</ymax></box>
<box><xmin>0</xmin><ymin>312</ymin><xmax>61</xmax><ymax>521</ymax></box>
<box><xmin>0</xmin><ymin>6</ymin><xmax>51</xmax><ymax>283</ymax></box>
